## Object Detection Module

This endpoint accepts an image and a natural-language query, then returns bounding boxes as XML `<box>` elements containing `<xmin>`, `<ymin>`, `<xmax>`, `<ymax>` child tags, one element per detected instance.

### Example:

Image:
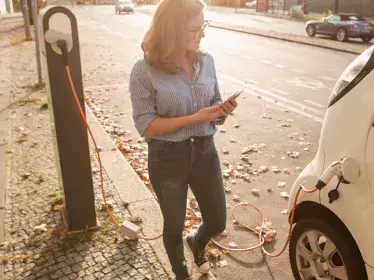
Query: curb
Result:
<box><xmin>209</xmin><ymin>22</ymin><xmax>364</xmax><ymax>55</ymax></box>
<box><xmin>85</xmin><ymin>105</ymin><xmax>173</xmax><ymax>279</ymax></box>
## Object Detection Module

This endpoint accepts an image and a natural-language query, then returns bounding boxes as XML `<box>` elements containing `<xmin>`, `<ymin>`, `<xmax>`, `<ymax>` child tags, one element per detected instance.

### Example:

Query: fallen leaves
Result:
<box><xmin>277</xmin><ymin>181</ymin><xmax>287</xmax><ymax>188</ymax></box>
<box><xmin>282</xmin><ymin>209</ymin><xmax>289</xmax><ymax>215</ymax></box>
<box><xmin>17</xmin><ymin>133</ymin><xmax>28</xmax><ymax>143</ymax></box>
<box><xmin>287</xmin><ymin>151</ymin><xmax>301</xmax><ymax>158</ymax></box>
<box><xmin>231</xmin><ymin>195</ymin><xmax>240</xmax><ymax>202</ymax></box>
<box><xmin>271</xmin><ymin>167</ymin><xmax>281</xmax><ymax>174</ymax></box>
<box><xmin>251</xmin><ymin>188</ymin><xmax>260</xmax><ymax>197</ymax></box>
<box><xmin>228</xmin><ymin>242</ymin><xmax>238</xmax><ymax>248</ymax></box>
<box><xmin>34</xmin><ymin>224</ymin><xmax>48</xmax><ymax>233</ymax></box>
<box><xmin>280</xmin><ymin>192</ymin><xmax>290</xmax><ymax>199</ymax></box>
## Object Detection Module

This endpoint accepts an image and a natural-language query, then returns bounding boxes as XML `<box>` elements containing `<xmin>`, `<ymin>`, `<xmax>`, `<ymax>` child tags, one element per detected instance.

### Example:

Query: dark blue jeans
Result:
<box><xmin>148</xmin><ymin>136</ymin><xmax>227</xmax><ymax>279</ymax></box>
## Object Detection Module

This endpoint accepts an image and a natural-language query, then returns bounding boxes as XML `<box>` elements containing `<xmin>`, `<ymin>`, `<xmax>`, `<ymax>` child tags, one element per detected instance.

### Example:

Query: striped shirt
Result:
<box><xmin>129</xmin><ymin>52</ymin><xmax>226</xmax><ymax>142</ymax></box>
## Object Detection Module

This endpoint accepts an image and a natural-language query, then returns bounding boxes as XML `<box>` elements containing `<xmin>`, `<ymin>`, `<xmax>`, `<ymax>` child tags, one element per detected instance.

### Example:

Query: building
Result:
<box><xmin>308</xmin><ymin>0</ymin><xmax>374</xmax><ymax>17</ymax></box>
<box><xmin>0</xmin><ymin>0</ymin><xmax>14</xmax><ymax>15</ymax></box>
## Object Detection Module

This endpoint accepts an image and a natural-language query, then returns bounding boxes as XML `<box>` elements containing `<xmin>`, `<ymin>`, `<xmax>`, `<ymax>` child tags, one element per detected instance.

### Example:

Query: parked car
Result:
<box><xmin>288</xmin><ymin>45</ymin><xmax>374</xmax><ymax>279</ymax></box>
<box><xmin>306</xmin><ymin>13</ymin><xmax>374</xmax><ymax>43</ymax></box>
<box><xmin>115</xmin><ymin>0</ymin><xmax>134</xmax><ymax>14</ymax></box>
<box><xmin>245</xmin><ymin>0</ymin><xmax>256</xmax><ymax>8</ymax></box>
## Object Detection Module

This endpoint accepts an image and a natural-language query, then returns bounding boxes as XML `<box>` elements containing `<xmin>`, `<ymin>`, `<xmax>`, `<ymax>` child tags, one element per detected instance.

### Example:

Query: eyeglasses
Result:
<box><xmin>186</xmin><ymin>21</ymin><xmax>210</xmax><ymax>39</ymax></box>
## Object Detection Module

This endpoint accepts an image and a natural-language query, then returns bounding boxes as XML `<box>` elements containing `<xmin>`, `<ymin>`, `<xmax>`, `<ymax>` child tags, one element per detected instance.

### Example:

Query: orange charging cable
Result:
<box><xmin>64</xmin><ymin>64</ymin><xmax>318</xmax><ymax>254</ymax></box>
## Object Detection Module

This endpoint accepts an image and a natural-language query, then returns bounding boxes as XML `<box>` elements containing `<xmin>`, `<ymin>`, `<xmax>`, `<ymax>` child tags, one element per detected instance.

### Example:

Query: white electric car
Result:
<box><xmin>288</xmin><ymin>45</ymin><xmax>374</xmax><ymax>280</ymax></box>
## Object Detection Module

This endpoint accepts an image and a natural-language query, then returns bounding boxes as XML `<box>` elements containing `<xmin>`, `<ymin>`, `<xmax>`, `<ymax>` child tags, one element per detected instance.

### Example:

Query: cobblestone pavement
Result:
<box><xmin>0</xmin><ymin>19</ymin><xmax>169</xmax><ymax>280</ymax></box>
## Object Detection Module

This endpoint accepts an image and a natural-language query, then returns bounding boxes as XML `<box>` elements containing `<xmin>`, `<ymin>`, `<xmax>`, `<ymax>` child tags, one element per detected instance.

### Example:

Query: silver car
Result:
<box><xmin>115</xmin><ymin>0</ymin><xmax>135</xmax><ymax>14</ymax></box>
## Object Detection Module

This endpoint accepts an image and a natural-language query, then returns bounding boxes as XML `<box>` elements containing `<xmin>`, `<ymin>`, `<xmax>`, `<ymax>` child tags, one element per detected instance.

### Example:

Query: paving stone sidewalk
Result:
<box><xmin>0</xmin><ymin>19</ymin><xmax>169</xmax><ymax>280</ymax></box>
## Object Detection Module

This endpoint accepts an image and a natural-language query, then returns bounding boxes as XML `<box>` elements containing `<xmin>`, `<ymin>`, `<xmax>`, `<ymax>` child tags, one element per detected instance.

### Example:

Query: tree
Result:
<box><xmin>333</xmin><ymin>0</ymin><xmax>339</xmax><ymax>13</ymax></box>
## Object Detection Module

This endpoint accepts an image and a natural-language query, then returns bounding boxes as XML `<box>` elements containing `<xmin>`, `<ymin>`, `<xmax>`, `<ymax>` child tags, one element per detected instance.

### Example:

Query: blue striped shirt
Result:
<box><xmin>129</xmin><ymin>52</ymin><xmax>226</xmax><ymax>142</ymax></box>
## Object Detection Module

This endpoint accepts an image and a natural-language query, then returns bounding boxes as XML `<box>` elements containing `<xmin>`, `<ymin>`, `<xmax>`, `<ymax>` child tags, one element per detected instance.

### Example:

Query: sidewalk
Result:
<box><xmin>0</xmin><ymin>18</ymin><xmax>170</xmax><ymax>280</ymax></box>
<box><xmin>137</xmin><ymin>5</ymin><xmax>370</xmax><ymax>55</ymax></box>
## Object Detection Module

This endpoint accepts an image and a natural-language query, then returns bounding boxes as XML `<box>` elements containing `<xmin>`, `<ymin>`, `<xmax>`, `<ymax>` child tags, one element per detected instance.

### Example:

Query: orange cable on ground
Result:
<box><xmin>65</xmin><ymin>64</ymin><xmax>318</xmax><ymax>254</ymax></box>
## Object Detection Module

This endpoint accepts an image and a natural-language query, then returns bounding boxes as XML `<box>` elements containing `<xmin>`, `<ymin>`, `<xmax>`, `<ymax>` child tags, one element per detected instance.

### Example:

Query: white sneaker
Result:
<box><xmin>184</xmin><ymin>235</ymin><xmax>210</xmax><ymax>274</ymax></box>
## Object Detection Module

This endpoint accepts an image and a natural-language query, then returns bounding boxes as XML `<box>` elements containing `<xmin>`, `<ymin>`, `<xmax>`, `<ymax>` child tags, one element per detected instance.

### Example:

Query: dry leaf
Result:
<box><xmin>232</xmin><ymin>195</ymin><xmax>240</xmax><ymax>202</ymax></box>
<box><xmin>207</xmin><ymin>248</ymin><xmax>221</xmax><ymax>258</ymax></box>
<box><xmin>217</xmin><ymin>258</ymin><xmax>228</xmax><ymax>267</ymax></box>
<box><xmin>224</xmin><ymin>186</ymin><xmax>232</xmax><ymax>193</ymax></box>
<box><xmin>34</xmin><ymin>224</ymin><xmax>48</xmax><ymax>233</ymax></box>
<box><xmin>228</xmin><ymin>242</ymin><xmax>238</xmax><ymax>248</ymax></box>
<box><xmin>287</xmin><ymin>151</ymin><xmax>301</xmax><ymax>158</ymax></box>
<box><xmin>283</xmin><ymin>168</ymin><xmax>291</xmax><ymax>175</ymax></box>
<box><xmin>277</xmin><ymin>181</ymin><xmax>287</xmax><ymax>188</ymax></box>
<box><xmin>251</xmin><ymin>188</ymin><xmax>260</xmax><ymax>196</ymax></box>
<box><xmin>17</xmin><ymin>134</ymin><xmax>28</xmax><ymax>143</ymax></box>
<box><xmin>280</xmin><ymin>192</ymin><xmax>290</xmax><ymax>199</ymax></box>
<box><xmin>220</xmin><ymin>129</ymin><xmax>227</xmax><ymax>133</ymax></box>
<box><xmin>272</xmin><ymin>167</ymin><xmax>281</xmax><ymax>174</ymax></box>
<box><xmin>229</xmin><ymin>138</ymin><xmax>237</xmax><ymax>143</ymax></box>
<box><xmin>222</xmin><ymin>147</ymin><xmax>229</xmax><ymax>154</ymax></box>
<box><xmin>233</xmin><ymin>124</ymin><xmax>240</xmax><ymax>128</ymax></box>
<box><xmin>282</xmin><ymin>209</ymin><xmax>289</xmax><ymax>215</ymax></box>
<box><xmin>262</xmin><ymin>113</ymin><xmax>272</xmax><ymax>119</ymax></box>
<box><xmin>259</xmin><ymin>165</ymin><xmax>269</xmax><ymax>173</ymax></box>
<box><xmin>190</xmin><ymin>197</ymin><xmax>199</xmax><ymax>209</ymax></box>
<box><xmin>263</xmin><ymin>230</ymin><xmax>277</xmax><ymax>242</ymax></box>
<box><xmin>222</xmin><ymin>160</ymin><xmax>230</xmax><ymax>166</ymax></box>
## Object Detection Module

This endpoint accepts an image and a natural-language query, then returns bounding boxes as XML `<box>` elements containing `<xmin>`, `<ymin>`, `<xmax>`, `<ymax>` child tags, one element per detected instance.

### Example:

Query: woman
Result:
<box><xmin>129</xmin><ymin>0</ymin><xmax>238</xmax><ymax>279</ymax></box>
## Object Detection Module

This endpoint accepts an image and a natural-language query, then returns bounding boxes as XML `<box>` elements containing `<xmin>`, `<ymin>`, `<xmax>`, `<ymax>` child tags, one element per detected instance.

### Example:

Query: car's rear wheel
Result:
<box><xmin>336</xmin><ymin>28</ymin><xmax>348</xmax><ymax>42</ymax></box>
<box><xmin>289</xmin><ymin>217</ymin><xmax>367</xmax><ymax>280</ymax></box>
<box><xmin>361</xmin><ymin>36</ymin><xmax>373</xmax><ymax>43</ymax></box>
<box><xmin>306</xmin><ymin>25</ymin><xmax>316</xmax><ymax>37</ymax></box>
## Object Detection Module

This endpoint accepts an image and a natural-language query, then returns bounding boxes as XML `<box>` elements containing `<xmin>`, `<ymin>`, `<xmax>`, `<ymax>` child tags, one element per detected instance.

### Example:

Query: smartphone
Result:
<box><xmin>226</xmin><ymin>90</ymin><xmax>243</xmax><ymax>102</ymax></box>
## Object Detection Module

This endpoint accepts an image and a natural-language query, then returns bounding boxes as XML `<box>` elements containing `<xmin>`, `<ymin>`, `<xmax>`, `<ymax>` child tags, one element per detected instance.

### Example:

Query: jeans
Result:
<box><xmin>148</xmin><ymin>136</ymin><xmax>227</xmax><ymax>279</ymax></box>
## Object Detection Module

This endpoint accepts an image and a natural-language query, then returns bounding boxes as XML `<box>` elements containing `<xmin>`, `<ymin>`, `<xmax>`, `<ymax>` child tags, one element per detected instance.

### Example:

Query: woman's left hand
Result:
<box><xmin>220</xmin><ymin>99</ymin><xmax>238</xmax><ymax>116</ymax></box>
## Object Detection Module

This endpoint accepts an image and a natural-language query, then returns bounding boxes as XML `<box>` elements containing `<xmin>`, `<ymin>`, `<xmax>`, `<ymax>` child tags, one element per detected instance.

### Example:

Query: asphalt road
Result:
<box><xmin>70</xmin><ymin>5</ymin><xmax>358</xmax><ymax>279</ymax></box>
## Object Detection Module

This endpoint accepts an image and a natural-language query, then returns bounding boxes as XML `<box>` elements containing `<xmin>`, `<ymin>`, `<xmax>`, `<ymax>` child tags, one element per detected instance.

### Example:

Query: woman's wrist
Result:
<box><xmin>186</xmin><ymin>113</ymin><xmax>200</xmax><ymax>125</ymax></box>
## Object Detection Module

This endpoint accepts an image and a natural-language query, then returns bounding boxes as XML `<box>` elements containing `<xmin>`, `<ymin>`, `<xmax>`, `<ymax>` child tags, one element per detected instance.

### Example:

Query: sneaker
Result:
<box><xmin>184</xmin><ymin>235</ymin><xmax>210</xmax><ymax>274</ymax></box>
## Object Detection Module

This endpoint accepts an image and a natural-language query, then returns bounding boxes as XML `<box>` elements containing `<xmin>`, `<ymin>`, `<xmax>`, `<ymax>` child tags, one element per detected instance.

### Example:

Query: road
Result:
<box><xmin>71</xmin><ymin>5</ymin><xmax>357</xmax><ymax>279</ymax></box>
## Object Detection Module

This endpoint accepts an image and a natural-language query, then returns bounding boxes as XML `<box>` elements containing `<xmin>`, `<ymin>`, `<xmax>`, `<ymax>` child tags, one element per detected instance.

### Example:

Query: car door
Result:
<box><xmin>321</xmin><ymin>15</ymin><xmax>341</xmax><ymax>35</ymax></box>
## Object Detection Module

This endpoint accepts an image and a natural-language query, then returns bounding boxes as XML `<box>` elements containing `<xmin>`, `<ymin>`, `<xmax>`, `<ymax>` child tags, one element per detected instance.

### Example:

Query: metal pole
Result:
<box><xmin>20</xmin><ymin>0</ymin><xmax>32</xmax><ymax>41</ymax></box>
<box><xmin>31</xmin><ymin>0</ymin><xmax>42</xmax><ymax>86</ymax></box>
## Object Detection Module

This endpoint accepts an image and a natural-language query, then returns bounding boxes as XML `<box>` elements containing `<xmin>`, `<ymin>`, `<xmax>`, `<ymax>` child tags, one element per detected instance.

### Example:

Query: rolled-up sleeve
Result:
<box><xmin>209</xmin><ymin>55</ymin><xmax>227</xmax><ymax>126</ymax></box>
<box><xmin>129</xmin><ymin>61</ymin><xmax>159</xmax><ymax>136</ymax></box>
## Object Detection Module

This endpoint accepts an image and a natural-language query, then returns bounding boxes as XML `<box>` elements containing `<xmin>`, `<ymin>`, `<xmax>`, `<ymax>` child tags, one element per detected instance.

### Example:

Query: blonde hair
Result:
<box><xmin>142</xmin><ymin>0</ymin><xmax>205</xmax><ymax>73</ymax></box>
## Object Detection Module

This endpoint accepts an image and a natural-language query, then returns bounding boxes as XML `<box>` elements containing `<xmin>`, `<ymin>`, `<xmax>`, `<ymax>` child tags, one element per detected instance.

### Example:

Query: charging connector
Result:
<box><xmin>119</xmin><ymin>221</ymin><xmax>141</xmax><ymax>240</ymax></box>
<box><xmin>57</xmin><ymin>39</ymin><xmax>69</xmax><ymax>66</ymax></box>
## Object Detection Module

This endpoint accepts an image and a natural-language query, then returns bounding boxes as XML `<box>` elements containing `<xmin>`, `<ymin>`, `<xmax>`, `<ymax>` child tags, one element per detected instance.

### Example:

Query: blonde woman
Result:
<box><xmin>129</xmin><ymin>0</ymin><xmax>238</xmax><ymax>279</ymax></box>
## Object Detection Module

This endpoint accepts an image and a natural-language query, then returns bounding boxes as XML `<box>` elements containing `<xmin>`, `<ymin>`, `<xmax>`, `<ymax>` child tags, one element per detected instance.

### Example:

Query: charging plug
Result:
<box><xmin>57</xmin><ymin>39</ymin><xmax>69</xmax><ymax>66</ymax></box>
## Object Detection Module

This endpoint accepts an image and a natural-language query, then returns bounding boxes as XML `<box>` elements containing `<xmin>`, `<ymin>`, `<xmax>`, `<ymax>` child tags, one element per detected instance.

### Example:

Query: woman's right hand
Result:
<box><xmin>191</xmin><ymin>106</ymin><xmax>223</xmax><ymax>123</ymax></box>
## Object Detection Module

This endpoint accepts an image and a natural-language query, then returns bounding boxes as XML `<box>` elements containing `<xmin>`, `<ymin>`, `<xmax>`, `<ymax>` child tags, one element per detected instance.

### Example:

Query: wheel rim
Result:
<box><xmin>307</xmin><ymin>26</ymin><xmax>314</xmax><ymax>36</ymax></box>
<box><xmin>337</xmin><ymin>29</ymin><xmax>346</xmax><ymax>41</ymax></box>
<box><xmin>296</xmin><ymin>230</ymin><xmax>348</xmax><ymax>280</ymax></box>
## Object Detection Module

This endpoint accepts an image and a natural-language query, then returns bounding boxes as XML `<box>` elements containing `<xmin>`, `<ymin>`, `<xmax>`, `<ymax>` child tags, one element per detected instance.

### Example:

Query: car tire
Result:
<box><xmin>289</xmin><ymin>217</ymin><xmax>367</xmax><ymax>280</ymax></box>
<box><xmin>361</xmin><ymin>36</ymin><xmax>373</xmax><ymax>43</ymax></box>
<box><xmin>336</xmin><ymin>28</ymin><xmax>348</xmax><ymax>42</ymax></box>
<box><xmin>306</xmin><ymin>25</ymin><xmax>316</xmax><ymax>37</ymax></box>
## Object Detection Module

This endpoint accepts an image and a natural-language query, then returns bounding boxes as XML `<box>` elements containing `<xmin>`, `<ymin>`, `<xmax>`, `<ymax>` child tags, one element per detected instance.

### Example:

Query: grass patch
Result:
<box><xmin>26</xmin><ymin>80</ymin><xmax>46</xmax><ymax>90</ymax></box>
